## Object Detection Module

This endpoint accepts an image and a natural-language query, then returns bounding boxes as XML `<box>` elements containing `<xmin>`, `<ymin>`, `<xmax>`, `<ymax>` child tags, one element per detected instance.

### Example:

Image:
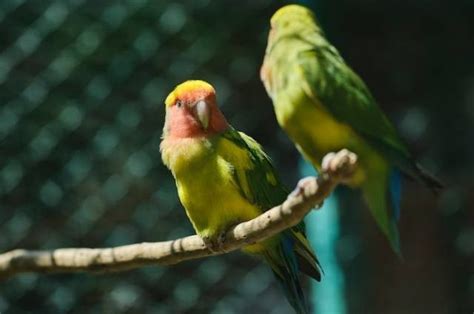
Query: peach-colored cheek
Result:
<box><xmin>169</xmin><ymin>106</ymin><xmax>189</xmax><ymax>129</ymax></box>
<box><xmin>167</xmin><ymin>106</ymin><xmax>203</xmax><ymax>138</ymax></box>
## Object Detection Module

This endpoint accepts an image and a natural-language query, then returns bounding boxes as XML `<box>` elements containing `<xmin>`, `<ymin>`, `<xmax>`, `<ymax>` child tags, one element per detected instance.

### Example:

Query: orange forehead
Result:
<box><xmin>165</xmin><ymin>80</ymin><xmax>215</xmax><ymax>107</ymax></box>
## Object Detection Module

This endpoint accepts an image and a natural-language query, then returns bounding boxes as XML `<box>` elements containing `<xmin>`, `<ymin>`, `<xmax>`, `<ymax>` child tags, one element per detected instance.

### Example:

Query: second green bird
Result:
<box><xmin>261</xmin><ymin>5</ymin><xmax>443</xmax><ymax>254</ymax></box>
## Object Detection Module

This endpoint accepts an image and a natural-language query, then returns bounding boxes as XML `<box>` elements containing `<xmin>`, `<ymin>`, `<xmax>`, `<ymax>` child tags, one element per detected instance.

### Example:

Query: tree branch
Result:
<box><xmin>0</xmin><ymin>149</ymin><xmax>357</xmax><ymax>280</ymax></box>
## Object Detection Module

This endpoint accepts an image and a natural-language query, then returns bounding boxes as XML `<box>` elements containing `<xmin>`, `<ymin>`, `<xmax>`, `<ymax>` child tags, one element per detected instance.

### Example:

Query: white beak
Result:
<box><xmin>195</xmin><ymin>100</ymin><xmax>210</xmax><ymax>130</ymax></box>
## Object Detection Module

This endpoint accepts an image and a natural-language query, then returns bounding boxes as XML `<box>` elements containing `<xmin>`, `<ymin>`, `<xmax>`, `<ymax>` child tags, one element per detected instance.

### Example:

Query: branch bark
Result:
<box><xmin>0</xmin><ymin>149</ymin><xmax>357</xmax><ymax>280</ymax></box>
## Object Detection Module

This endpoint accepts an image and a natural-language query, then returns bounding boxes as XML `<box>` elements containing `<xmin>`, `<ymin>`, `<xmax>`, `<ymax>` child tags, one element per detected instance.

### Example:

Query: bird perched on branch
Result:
<box><xmin>160</xmin><ymin>80</ymin><xmax>321</xmax><ymax>314</ymax></box>
<box><xmin>260</xmin><ymin>5</ymin><xmax>443</xmax><ymax>255</ymax></box>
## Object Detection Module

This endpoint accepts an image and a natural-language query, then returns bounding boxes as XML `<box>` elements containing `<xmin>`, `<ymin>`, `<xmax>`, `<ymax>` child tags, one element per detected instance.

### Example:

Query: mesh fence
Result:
<box><xmin>1</xmin><ymin>1</ymin><xmax>473</xmax><ymax>313</ymax></box>
<box><xmin>0</xmin><ymin>1</ymin><xmax>298</xmax><ymax>313</ymax></box>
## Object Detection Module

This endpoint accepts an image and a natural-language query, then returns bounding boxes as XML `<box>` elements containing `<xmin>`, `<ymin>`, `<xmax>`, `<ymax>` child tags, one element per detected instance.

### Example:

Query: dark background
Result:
<box><xmin>0</xmin><ymin>0</ymin><xmax>472</xmax><ymax>313</ymax></box>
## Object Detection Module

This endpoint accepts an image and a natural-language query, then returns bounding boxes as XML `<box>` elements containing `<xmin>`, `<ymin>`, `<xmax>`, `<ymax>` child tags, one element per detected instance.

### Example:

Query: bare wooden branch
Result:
<box><xmin>0</xmin><ymin>149</ymin><xmax>357</xmax><ymax>280</ymax></box>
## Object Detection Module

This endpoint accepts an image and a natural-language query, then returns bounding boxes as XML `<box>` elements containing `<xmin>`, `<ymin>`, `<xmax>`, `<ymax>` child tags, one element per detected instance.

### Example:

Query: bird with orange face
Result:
<box><xmin>160</xmin><ymin>80</ymin><xmax>320</xmax><ymax>314</ymax></box>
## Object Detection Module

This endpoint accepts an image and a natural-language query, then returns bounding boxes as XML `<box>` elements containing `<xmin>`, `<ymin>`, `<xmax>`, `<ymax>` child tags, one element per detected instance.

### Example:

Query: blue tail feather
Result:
<box><xmin>266</xmin><ymin>234</ymin><xmax>309</xmax><ymax>314</ymax></box>
<box><xmin>389</xmin><ymin>168</ymin><xmax>402</xmax><ymax>221</ymax></box>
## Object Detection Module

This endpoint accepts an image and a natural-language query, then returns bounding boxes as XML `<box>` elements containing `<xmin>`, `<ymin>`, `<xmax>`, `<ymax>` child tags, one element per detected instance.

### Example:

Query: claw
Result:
<box><xmin>290</xmin><ymin>186</ymin><xmax>303</xmax><ymax>198</ymax></box>
<box><xmin>314</xmin><ymin>200</ymin><xmax>324</xmax><ymax>209</ymax></box>
<box><xmin>322</xmin><ymin>152</ymin><xmax>337</xmax><ymax>172</ymax></box>
<box><xmin>290</xmin><ymin>177</ymin><xmax>315</xmax><ymax>197</ymax></box>
<box><xmin>321</xmin><ymin>149</ymin><xmax>357</xmax><ymax>181</ymax></box>
<box><xmin>202</xmin><ymin>230</ymin><xmax>227</xmax><ymax>253</ymax></box>
<box><xmin>290</xmin><ymin>177</ymin><xmax>323</xmax><ymax>210</ymax></box>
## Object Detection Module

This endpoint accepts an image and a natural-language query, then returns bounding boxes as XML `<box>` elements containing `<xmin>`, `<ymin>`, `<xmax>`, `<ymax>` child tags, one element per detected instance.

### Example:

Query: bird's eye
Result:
<box><xmin>176</xmin><ymin>100</ymin><xmax>183</xmax><ymax>108</ymax></box>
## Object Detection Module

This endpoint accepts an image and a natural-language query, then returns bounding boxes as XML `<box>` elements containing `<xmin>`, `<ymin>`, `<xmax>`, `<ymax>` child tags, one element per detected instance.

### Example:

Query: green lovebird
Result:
<box><xmin>260</xmin><ymin>5</ymin><xmax>443</xmax><ymax>254</ymax></box>
<box><xmin>160</xmin><ymin>80</ymin><xmax>321</xmax><ymax>314</ymax></box>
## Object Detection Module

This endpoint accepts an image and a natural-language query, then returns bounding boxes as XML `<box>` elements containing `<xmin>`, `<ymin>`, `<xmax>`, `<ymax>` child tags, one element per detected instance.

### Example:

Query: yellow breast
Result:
<box><xmin>275</xmin><ymin>94</ymin><xmax>369</xmax><ymax>186</ymax></box>
<box><xmin>164</xmin><ymin>136</ymin><xmax>264</xmax><ymax>251</ymax></box>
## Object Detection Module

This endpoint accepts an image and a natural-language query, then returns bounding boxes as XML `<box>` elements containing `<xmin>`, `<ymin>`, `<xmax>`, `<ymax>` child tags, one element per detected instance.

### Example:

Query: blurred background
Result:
<box><xmin>0</xmin><ymin>0</ymin><xmax>472</xmax><ymax>313</ymax></box>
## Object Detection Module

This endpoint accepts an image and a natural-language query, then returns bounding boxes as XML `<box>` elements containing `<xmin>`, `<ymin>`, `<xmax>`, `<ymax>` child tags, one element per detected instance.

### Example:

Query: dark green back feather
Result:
<box><xmin>221</xmin><ymin>128</ymin><xmax>288</xmax><ymax>208</ymax></box>
<box><xmin>296</xmin><ymin>39</ymin><xmax>442</xmax><ymax>190</ymax></box>
<box><xmin>221</xmin><ymin>128</ymin><xmax>322</xmax><ymax>280</ymax></box>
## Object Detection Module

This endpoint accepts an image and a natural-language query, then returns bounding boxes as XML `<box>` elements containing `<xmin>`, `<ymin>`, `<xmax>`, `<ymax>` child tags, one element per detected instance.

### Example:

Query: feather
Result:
<box><xmin>265</xmin><ymin>235</ymin><xmax>309</xmax><ymax>314</ymax></box>
<box><xmin>389</xmin><ymin>168</ymin><xmax>402</xmax><ymax>221</ymax></box>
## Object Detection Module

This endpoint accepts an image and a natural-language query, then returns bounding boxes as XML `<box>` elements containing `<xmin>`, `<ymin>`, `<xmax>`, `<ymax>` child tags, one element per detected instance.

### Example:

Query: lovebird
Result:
<box><xmin>260</xmin><ymin>5</ymin><xmax>443</xmax><ymax>254</ymax></box>
<box><xmin>160</xmin><ymin>80</ymin><xmax>321</xmax><ymax>313</ymax></box>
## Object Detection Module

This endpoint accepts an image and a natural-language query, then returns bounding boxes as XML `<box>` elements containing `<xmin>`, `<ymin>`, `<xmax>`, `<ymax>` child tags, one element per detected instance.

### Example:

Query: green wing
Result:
<box><xmin>221</xmin><ymin>128</ymin><xmax>288</xmax><ymax>209</ymax></box>
<box><xmin>221</xmin><ymin>128</ymin><xmax>322</xmax><ymax>280</ymax></box>
<box><xmin>296</xmin><ymin>45</ymin><xmax>442</xmax><ymax>191</ymax></box>
<box><xmin>297</xmin><ymin>47</ymin><xmax>411</xmax><ymax>163</ymax></box>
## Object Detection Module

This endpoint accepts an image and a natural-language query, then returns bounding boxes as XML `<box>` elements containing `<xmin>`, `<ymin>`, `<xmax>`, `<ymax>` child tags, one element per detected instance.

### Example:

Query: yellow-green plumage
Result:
<box><xmin>162</xmin><ymin>133</ymin><xmax>271</xmax><ymax>253</ymax></box>
<box><xmin>261</xmin><ymin>5</ymin><xmax>443</xmax><ymax>254</ymax></box>
<box><xmin>161</xmin><ymin>80</ymin><xmax>321</xmax><ymax>313</ymax></box>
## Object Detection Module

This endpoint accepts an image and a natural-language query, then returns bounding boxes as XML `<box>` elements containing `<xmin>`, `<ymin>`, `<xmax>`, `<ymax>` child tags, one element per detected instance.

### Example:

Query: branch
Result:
<box><xmin>0</xmin><ymin>149</ymin><xmax>357</xmax><ymax>280</ymax></box>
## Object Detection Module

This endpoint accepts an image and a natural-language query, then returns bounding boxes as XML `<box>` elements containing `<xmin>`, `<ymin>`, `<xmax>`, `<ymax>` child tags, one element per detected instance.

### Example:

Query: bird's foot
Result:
<box><xmin>290</xmin><ymin>177</ymin><xmax>324</xmax><ymax>209</ymax></box>
<box><xmin>321</xmin><ymin>149</ymin><xmax>357</xmax><ymax>183</ymax></box>
<box><xmin>202</xmin><ymin>230</ymin><xmax>227</xmax><ymax>253</ymax></box>
<box><xmin>290</xmin><ymin>177</ymin><xmax>315</xmax><ymax>197</ymax></box>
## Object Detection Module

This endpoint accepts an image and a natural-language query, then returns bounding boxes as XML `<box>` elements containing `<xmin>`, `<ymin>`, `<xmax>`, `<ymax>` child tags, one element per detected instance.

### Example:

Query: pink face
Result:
<box><xmin>164</xmin><ymin>89</ymin><xmax>229</xmax><ymax>139</ymax></box>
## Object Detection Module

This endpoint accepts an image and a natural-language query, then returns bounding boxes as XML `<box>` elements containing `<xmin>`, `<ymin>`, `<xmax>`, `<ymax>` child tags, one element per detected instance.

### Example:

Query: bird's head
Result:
<box><xmin>163</xmin><ymin>80</ymin><xmax>229</xmax><ymax>138</ymax></box>
<box><xmin>267</xmin><ymin>5</ymin><xmax>322</xmax><ymax>44</ymax></box>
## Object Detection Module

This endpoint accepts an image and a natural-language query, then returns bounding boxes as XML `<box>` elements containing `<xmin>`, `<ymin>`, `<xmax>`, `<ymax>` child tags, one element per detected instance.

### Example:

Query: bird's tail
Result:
<box><xmin>414</xmin><ymin>163</ymin><xmax>444</xmax><ymax>194</ymax></box>
<box><xmin>263</xmin><ymin>233</ymin><xmax>311</xmax><ymax>314</ymax></box>
<box><xmin>362</xmin><ymin>168</ymin><xmax>402</xmax><ymax>258</ymax></box>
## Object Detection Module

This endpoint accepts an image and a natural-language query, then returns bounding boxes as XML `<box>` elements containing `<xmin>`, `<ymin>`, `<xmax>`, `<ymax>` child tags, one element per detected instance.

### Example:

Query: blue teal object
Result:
<box><xmin>299</xmin><ymin>160</ymin><xmax>347</xmax><ymax>314</ymax></box>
